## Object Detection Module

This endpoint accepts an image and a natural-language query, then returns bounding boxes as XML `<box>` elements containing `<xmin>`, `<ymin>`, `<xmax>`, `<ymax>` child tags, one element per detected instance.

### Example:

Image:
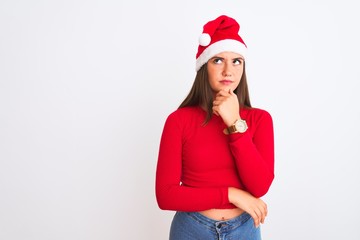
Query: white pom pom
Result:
<box><xmin>199</xmin><ymin>33</ymin><xmax>211</xmax><ymax>46</ymax></box>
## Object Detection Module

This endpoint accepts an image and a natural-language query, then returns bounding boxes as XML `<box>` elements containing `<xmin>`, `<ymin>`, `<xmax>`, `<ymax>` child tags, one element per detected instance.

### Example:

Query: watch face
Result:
<box><xmin>235</xmin><ymin>120</ymin><xmax>248</xmax><ymax>133</ymax></box>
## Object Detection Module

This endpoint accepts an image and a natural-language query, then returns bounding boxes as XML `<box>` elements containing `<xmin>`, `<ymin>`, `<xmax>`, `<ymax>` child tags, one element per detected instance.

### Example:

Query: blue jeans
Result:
<box><xmin>169</xmin><ymin>211</ymin><xmax>261</xmax><ymax>240</ymax></box>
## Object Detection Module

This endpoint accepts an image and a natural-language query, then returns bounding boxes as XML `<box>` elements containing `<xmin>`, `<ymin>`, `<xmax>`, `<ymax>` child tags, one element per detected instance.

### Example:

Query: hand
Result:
<box><xmin>212</xmin><ymin>89</ymin><xmax>240</xmax><ymax>126</ymax></box>
<box><xmin>228</xmin><ymin>187</ymin><xmax>268</xmax><ymax>228</ymax></box>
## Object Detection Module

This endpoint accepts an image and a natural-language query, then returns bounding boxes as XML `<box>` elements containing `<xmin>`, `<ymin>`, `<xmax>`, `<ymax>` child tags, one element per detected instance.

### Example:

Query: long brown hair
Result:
<box><xmin>179</xmin><ymin>62</ymin><xmax>252</xmax><ymax>124</ymax></box>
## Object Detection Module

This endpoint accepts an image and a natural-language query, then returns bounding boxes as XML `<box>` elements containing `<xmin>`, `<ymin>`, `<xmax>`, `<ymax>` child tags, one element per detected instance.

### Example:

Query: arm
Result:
<box><xmin>228</xmin><ymin>110</ymin><xmax>274</xmax><ymax>197</ymax></box>
<box><xmin>155</xmin><ymin>112</ymin><xmax>230</xmax><ymax>212</ymax></box>
<box><xmin>213</xmin><ymin>90</ymin><xmax>275</xmax><ymax>198</ymax></box>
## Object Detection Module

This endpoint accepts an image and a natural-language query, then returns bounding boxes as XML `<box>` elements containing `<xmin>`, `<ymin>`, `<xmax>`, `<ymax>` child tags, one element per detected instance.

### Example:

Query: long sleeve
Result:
<box><xmin>228</xmin><ymin>109</ymin><xmax>275</xmax><ymax>198</ymax></box>
<box><xmin>155</xmin><ymin>111</ymin><xmax>230</xmax><ymax>212</ymax></box>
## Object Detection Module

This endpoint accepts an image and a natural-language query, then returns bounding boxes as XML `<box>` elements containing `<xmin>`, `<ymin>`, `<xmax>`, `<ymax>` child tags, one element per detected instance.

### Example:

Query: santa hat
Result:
<box><xmin>196</xmin><ymin>15</ymin><xmax>247</xmax><ymax>71</ymax></box>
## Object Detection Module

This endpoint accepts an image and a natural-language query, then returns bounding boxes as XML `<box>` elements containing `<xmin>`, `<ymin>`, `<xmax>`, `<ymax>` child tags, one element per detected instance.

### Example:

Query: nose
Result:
<box><xmin>222</xmin><ymin>62</ymin><xmax>232</xmax><ymax>77</ymax></box>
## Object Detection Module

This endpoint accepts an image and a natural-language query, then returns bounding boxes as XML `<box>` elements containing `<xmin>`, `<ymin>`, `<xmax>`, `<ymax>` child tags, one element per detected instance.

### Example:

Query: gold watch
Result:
<box><xmin>223</xmin><ymin>119</ymin><xmax>248</xmax><ymax>134</ymax></box>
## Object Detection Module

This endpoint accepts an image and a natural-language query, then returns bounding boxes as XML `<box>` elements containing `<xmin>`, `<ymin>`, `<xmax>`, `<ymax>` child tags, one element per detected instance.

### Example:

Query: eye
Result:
<box><xmin>213</xmin><ymin>58</ymin><xmax>223</xmax><ymax>64</ymax></box>
<box><xmin>233</xmin><ymin>58</ymin><xmax>243</xmax><ymax>65</ymax></box>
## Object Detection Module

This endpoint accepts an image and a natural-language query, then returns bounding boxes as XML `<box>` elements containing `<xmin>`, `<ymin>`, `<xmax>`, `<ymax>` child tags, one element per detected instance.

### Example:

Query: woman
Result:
<box><xmin>156</xmin><ymin>15</ymin><xmax>275</xmax><ymax>240</ymax></box>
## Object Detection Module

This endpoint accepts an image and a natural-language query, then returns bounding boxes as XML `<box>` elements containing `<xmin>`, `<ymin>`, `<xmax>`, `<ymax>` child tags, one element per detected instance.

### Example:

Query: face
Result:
<box><xmin>207</xmin><ymin>51</ymin><xmax>244</xmax><ymax>94</ymax></box>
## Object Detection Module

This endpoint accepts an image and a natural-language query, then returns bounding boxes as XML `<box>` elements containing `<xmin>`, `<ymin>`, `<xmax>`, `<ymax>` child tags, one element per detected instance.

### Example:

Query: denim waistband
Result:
<box><xmin>185</xmin><ymin>211</ymin><xmax>251</xmax><ymax>231</ymax></box>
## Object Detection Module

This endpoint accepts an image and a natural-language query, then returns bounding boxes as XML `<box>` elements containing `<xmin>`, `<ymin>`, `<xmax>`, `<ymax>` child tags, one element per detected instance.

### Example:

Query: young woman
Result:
<box><xmin>156</xmin><ymin>15</ymin><xmax>275</xmax><ymax>240</ymax></box>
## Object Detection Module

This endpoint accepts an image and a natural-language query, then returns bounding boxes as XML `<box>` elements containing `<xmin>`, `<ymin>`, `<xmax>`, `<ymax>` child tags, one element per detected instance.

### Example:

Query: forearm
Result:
<box><xmin>156</xmin><ymin>184</ymin><xmax>230</xmax><ymax>212</ymax></box>
<box><xmin>228</xmin><ymin>111</ymin><xmax>275</xmax><ymax>197</ymax></box>
<box><xmin>230</xmin><ymin>133</ymin><xmax>274</xmax><ymax>197</ymax></box>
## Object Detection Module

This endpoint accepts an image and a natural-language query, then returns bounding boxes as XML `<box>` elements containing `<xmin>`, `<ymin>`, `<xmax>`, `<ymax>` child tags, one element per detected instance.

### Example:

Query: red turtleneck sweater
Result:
<box><xmin>156</xmin><ymin>106</ymin><xmax>274</xmax><ymax>211</ymax></box>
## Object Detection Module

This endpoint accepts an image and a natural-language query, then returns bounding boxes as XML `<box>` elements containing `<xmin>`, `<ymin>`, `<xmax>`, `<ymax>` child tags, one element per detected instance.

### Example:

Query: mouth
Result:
<box><xmin>219</xmin><ymin>80</ymin><xmax>233</xmax><ymax>85</ymax></box>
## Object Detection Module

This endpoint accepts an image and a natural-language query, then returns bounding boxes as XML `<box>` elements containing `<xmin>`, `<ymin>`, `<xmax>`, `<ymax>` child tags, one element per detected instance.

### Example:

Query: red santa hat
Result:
<box><xmin>196</xmin><ymin>15</ymin><xmax>247</xmax><ymax>71</ymax></box>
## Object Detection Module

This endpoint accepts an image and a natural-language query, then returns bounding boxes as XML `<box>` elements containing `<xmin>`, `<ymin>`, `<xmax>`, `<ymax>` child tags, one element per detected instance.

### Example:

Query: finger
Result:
<box><xmin>212</xmin><ymin>107</ymin><xmax>219</xmax><ymax>116</ymax></box>
<box><xmin>260</xmin><ymin>209</ymin><xmax>265</xmax><ymax>224</ymax></box>
<box><xmin>213</xmin><ymin>97</ymin><xmax>228</xmax><ymax>104</ymax></box>
<box><xmin>216</xmin><ymin>90</ymin><xmax>231</xmax><ymax>97</ymax></box>
<box><xmin>264</xmin><ymin>202</ymin><xmax>268</xmax><ymax>217</ymax></box>
<box><xmin>252</xmin><ymin>209</ymin><xmax>261</xmax><ymax>228</ymax></box>
<box><xmin>212</xmin><ymin>100</ymin><xmax>221</xmax><ymax>106</ymax></box>
<box><xmin>254</xmin><ymin>205</ymin><xmax>266</xmax><ymax>226</ymax></box>
<box><xmin>248</xmin><ymin>212</ymin><xmax>259</xmax><ymax>228</ymax></box>
<box><xmin>259</xmin><ymin>200</ymin><xmax>267</xmax><ymax>217</ymax></box>
<box><xmin>213</xmin><ymin>97</ymin><xmax>228</xmax><ymax>105</ymax></box>
<box><xmin>213</xmin><ymin>98</ymin><xmax>230</xmax><ymax>106</ymax></box>
<box><xmin>214</xmin><ymin>94</ymin><xmax>227</xmax><ymax>99</ymax></box>
<box><xmin>260</xmin><ymin>203</ymin><xmax>267</xmax><ymax>224</ymax></box>
<box><xmin>255</xmin><ymin>204</ymin><xmax>265</xmax><ymax>225</ymax></box>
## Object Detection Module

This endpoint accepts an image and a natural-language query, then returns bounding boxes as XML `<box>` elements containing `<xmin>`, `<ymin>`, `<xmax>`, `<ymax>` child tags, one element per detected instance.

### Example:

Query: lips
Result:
<box><xmin>220</xmin><ymin>80</ymin><xmax>233</xmax><ymax>85</ymax></box>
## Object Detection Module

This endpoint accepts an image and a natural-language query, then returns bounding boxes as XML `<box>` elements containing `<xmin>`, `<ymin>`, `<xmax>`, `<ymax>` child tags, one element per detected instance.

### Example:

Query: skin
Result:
<box><xmin>199</xmin><ymin>51</ymin><xmax>268</xmax><ymax>228</ymax></box>
<box><xmin>208</xmin><ymin>51</ymin><xmax>243</xmax><ymax>127</ymax></box>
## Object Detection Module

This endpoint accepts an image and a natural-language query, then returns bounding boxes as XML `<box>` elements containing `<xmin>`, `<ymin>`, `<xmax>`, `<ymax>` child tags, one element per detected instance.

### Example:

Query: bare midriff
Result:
<box><xmin>198</xmin><ymin>208</ymin><xmax>245</xmax><ymax>221</ymax></box>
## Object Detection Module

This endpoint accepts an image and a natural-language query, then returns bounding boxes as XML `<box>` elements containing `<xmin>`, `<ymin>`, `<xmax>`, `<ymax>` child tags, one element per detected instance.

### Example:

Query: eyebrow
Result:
<box><xmin>210</xmin><ymin>56</ymin><xmax>244</xmax><ymax>61</ymax></box>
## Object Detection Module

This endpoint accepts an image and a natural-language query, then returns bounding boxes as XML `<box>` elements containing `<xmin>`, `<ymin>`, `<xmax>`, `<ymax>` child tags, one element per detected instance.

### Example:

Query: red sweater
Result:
<box><xmin>155</xmin><ymin>106</ymin><xmax>274</xmax><ymax>212</ymax></box>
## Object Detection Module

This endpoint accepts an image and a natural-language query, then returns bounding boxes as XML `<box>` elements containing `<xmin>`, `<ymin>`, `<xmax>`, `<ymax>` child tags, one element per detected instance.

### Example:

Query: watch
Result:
<box><xmin>223</xmin><ymin>119</ymin><xmax>248</xmax><ymax>135</ymax></box>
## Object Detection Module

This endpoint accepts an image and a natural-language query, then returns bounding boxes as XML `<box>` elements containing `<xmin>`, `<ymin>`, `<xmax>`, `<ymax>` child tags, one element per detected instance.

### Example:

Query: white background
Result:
<box><xmin>1</xmin><ymin>0</ymin><xmax>359</xmax><ymax>239</ymax></box>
